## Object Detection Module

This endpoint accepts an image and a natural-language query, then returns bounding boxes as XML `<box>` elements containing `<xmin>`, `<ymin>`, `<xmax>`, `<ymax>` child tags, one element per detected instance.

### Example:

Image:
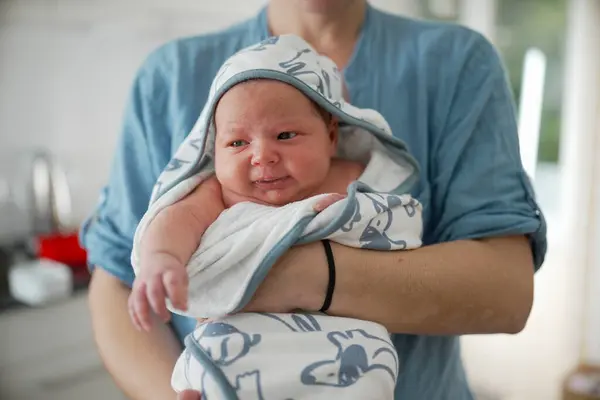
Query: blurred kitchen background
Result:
<box><xmin>0</xmin><ymin>0</ymin><xmax>599</xmax><ymax>399</ymax></box>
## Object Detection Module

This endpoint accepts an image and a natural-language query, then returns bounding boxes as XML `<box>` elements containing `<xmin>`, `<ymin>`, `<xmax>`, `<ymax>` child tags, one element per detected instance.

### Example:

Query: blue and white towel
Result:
<box><xmin>175</xmin><ymin>313</ymin><xmax>402</xmax><ymax>400</ymax></box>
<box><xmin>131</xmin><ymin>34</ymin><xmax>423</xmax><ymax>399</ymax></box>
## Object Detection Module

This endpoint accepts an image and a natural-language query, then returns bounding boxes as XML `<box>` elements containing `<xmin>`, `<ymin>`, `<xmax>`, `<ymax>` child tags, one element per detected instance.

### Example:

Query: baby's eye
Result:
<box><xmin>278</xmin><ymin>131</ymin><xmax>297</xmax><ymax>140</ymax></box>
<box><xmin>229</xmin><ymin>140</ymin><xmax>248</xmax><ymax>148</ymax></box>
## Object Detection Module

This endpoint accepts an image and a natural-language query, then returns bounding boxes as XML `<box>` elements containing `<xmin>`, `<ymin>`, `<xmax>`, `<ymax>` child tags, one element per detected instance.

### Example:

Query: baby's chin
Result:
<box><xmin>222</xmin><ymin>187</ymin><xmax>297</xmax><ymax>207</ymax></box>
<box><xmin>224</xmin><ymin>184</ymin><xmax>316</xmax><ymax>207</ymax></box>
<box><xmin>253</xmin><ymin>189</ymin><xmax>312</xmax><ymax>207</ymax></box>
<box><xmin>259</xmin><ymin>191</ymin><xmax>300</xmax><ymax>206</ymax></box>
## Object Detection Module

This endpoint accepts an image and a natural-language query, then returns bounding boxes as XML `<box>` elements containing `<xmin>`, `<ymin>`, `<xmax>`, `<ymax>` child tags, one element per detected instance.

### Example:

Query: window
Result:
<box><xmin>418</xmin><ymin>0</ymin><xmax>567</xmax><ymax>167</ymax></box>
<box><xmin>417</xmin><ymin>0</ymin><xmax>567</xmax><ymax>219</ymax></box>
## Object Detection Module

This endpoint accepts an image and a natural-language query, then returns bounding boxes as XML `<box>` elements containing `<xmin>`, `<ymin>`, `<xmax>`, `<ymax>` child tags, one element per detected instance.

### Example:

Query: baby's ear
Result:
<box><xmin>328</xmin><ymin>115</ymin><xmax>339</xmax><ymax>153</ymax></box>
<box><xmin>341</xmin><ymin>79</ymin><xmax>350</xmax><ymax>102</ymax></box>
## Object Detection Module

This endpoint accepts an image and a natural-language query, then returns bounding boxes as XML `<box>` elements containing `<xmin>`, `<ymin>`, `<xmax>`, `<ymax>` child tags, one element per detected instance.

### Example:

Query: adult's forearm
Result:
<box><xmin>88</xmin><ymin>268</ymin><xmax>182</xmax><ymax>400</ymax></box>
<box><xmin>301</xmin><ymin>235</ymin><xmax>534</xmax><ymax>335</ymax></box>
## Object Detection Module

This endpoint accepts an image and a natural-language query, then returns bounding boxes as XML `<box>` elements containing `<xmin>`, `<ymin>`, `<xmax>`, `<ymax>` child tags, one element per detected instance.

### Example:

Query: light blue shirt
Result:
<box><xmin>80</xmin><ymin>4</ymin><xmax>547</xmax><ymax>399</ymax></box>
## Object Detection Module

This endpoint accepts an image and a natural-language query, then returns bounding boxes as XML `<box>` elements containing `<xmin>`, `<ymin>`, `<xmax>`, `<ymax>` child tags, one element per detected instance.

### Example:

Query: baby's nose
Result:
<box><xmin>250</xmin><ymin>143</ymin><xmax>279</xmax><ymax>166</ymax></box>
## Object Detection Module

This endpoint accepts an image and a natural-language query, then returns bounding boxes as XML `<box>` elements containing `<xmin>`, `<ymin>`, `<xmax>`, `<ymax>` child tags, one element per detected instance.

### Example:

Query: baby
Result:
<box><xmin>128</xmin><ymin>78</ymin><xmax>364</xmax><ymax>331</ymax></box>
<box><xmin>128</xmin><ymin>34</ymin><xmax>422</xmax><ymax>399</ymax></box>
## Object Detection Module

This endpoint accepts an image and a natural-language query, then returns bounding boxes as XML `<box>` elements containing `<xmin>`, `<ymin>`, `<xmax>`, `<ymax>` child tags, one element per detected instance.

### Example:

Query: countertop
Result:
<box><xmin>0</xmin><ymin>269</ymin><xmax>90</xmax><ymax>313</ymax></box>
<box><xmin>0</xmin><ymin>245</ymin><xmax>90</xmax><ymax>313</ymax></box>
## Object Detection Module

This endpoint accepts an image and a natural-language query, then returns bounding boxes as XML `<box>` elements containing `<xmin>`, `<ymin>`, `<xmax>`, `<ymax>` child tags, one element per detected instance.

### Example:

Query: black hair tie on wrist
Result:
<box><xmin>319</xmin><ymin>239</ymin><xmax>336</xmax><ymax>313</ymax></box>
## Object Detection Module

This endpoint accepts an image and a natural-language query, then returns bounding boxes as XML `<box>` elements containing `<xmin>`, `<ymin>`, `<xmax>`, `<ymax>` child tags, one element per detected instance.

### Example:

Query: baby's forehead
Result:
<box><xmin>216</xmin><ymin>79</ymin><xmax>329</xmax><ymax>119</ymax></box>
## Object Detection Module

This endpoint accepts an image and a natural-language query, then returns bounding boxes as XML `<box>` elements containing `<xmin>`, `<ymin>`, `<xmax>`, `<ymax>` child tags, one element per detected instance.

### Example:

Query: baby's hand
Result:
<box><xmin>128</xmin><ymin>252</ymin><xmax>189</xmax><ymax>331</ymax></box>
<box><xmin>313</xmin><ymin>193</ymin><xmax>346</xmax><ymax>212</ymax></box>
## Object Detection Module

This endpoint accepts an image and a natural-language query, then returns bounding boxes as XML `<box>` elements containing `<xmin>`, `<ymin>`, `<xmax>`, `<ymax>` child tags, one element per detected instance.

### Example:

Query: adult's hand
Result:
<box><xmin>177</xmin><ymin>390</ymin><xmax>201</xmax><ymax>400</ymax></box>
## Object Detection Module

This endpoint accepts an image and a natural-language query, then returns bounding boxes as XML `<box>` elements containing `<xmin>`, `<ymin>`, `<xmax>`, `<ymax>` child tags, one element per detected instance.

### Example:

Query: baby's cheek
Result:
<box><xmin>298</xmin><ymin>159</ymin><xmax>331</xmax><ymax>190</ymax></box>
<box><xmin>215</xmin><ymin>162</ymin><xmax>243</xmax><ymax>186</ymax></box>
<box><xmin>311</xmin><ymin>154</ymin><xmax>332</xmax><ymax>177</ymax></box>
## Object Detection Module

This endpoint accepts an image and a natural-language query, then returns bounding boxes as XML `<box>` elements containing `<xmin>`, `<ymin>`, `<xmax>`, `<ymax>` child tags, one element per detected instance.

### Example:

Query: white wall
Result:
<box><xmin>0</xmin><ymin>0</ymin><xmax>269</xmax><ymax>223</ymax></box>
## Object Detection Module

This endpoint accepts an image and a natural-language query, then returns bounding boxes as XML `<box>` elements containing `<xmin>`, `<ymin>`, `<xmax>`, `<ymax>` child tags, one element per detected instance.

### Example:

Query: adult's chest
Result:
<box><xmin>170</xmin><ymin>79</ymin><xmax>214</xmax><ymax>153</ymax></box>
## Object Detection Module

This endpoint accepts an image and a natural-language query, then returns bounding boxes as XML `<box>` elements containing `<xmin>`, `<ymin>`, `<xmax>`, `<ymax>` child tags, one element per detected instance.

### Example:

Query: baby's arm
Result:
<box><xmin>140</xmin><ymin>176</ymin><xmax>224</xmax><ymax>269</ymax></box>
<box><xmin>129</xmin><ymin>176</ymin><xmax>225</xmax><ymax>331</ymax></box>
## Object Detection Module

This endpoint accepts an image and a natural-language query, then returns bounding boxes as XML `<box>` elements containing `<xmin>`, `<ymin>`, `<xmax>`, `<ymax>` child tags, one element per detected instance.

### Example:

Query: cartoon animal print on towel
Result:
<box><xmin>360</xmin><ymin>193</ymin><xmax>410</xmax><ymax>250</ymax></box>
<box><xmin>340</xmin><ymin>198</ymin><xmax>362</xmax><ymax>233</ymax></box>
<box><xmin>189</xmin><ymin>137</ymin><xmax>204</xmax><ymax>150</ymax></box>
<box><xmin>300</xmin><ymin>329</ymin><xmax>399</xmax><ymax>388</ymax></box>
<box><xmin>248</xmin><ymin>36</ymin><xmax>280</xmax><ymax>52</ymax></box>
<box><xmin>402</xmin><ymin>197</ymin><xmax>419</xmax><ymax>218</ymax></box>
<box><xmin>199</xmin><ymin>369</ymin><xmax>266</xmax><ymax>400</ymax></box>
<box><xmin>233</xmin><ymin>370</ymin><xmax>265</xmax><ymax>400</ymax></box>
<box><xmin>187</xmin><ymin>323</ymin><xmax>264</xmax><ymax>400</ymax></box>
<box><xmin>196</xmin><ymin>322</ymin><xmax>261</xmax><ymax>366</ymax></box>
<box><xmin>278</xmin><ymin>49</ymin><xmax>333</xmax><ymax>99</ymax></box>
<box><xmin>260</xmin><ymin>313</ymin><xmax>322</xmax><ymax>332</ymax></box>
<box><xmin>164</xmin><ymin>158</ymin><xmax>190</xmax><ymax>172</ymax></box>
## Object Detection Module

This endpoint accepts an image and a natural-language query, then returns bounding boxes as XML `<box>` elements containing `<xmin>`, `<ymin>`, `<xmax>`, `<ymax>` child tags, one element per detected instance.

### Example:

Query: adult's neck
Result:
<box><xmin>266</xmin><ymin>0</ymin><xmax>367</xmax><ymax>69</ymax></box>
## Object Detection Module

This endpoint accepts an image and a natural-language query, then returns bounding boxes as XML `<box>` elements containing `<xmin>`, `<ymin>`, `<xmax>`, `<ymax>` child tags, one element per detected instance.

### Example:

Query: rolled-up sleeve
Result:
<box><xmin>79</xmin><ymin>56</ymin><xmax>171</xmax><ymax>286</ymax></box>
<box><xmin>429</xmin><ymin>31</ymin><xmax>547</xmax><ymax>271</ymax></box>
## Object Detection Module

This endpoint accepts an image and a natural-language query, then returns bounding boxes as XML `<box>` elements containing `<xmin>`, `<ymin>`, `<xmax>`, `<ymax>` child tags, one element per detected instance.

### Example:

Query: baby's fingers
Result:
<box><xmin>128</xmin><ymin>293</ymin><xmax>143</xmax><ymax>331</ymax></box>
<box><xmin>164</xmin><ymin>269</ymin><xmax>189</xmax><ymax>311</ymax></box>
<box><xmin>131</xmin><ymin>281</ymin><xmax>153</xmax><ymax>331</ymax></box>
<box><xmin>147</xmin><ymin>275</ymin><xmax>170</xmax><ymax>323</ymax></box>
<box><xmin>313</xmin><ymin>193</ymin><xmax>346</xmax><ymax>212</ymax></box>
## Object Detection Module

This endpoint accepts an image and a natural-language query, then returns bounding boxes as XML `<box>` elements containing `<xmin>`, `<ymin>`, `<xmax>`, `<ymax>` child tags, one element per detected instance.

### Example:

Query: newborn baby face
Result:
<box><xmin>214</xmin><ymin>79</ymin><xmax>338</xmax><ymax>206</ymax></box>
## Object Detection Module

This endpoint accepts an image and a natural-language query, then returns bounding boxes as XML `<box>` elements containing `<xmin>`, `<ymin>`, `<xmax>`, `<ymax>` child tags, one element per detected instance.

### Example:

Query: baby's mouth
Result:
<box><xmin>253</xmin><ymin>176</ymin><xmax>291</xmax><ymax>189</ymax></box>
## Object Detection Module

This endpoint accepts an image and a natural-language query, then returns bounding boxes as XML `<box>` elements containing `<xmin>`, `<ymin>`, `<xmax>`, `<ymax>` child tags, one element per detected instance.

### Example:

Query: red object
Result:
<box><xmin>37</xmin><ymin>232</ymin><xmax>88</xmax><ymax>268</ymax></box>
